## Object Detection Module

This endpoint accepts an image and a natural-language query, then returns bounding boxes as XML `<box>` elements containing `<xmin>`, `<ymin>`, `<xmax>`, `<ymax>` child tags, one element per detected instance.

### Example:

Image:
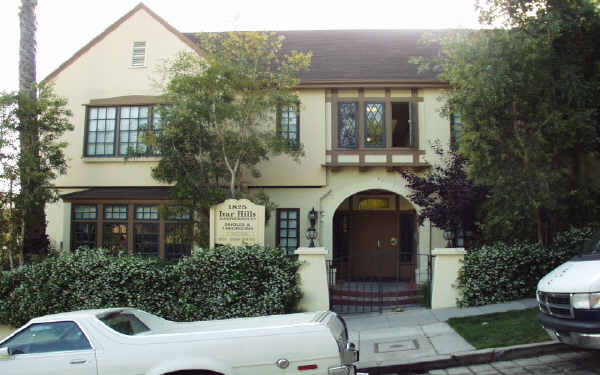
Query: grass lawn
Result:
<box><xmin>447</xmin><ymin>308</ymin><xmax>551</xmax><ymax>350</ymax></box>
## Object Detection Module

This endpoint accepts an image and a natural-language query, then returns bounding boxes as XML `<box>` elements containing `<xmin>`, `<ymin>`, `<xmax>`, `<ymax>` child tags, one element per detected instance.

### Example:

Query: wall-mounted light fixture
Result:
<box><xmin>306</xmin><ymin>207</ymin><xmax>318</xmax><ymax>247</ymax></box>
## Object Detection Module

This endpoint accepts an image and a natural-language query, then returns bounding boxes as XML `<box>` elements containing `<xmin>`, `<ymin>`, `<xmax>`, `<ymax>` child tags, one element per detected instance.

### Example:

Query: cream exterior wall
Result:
<box><xmin>295</xmin><ymin>247</ymin><xmax>330</xmax><ymax>312</ymax></box>
<box><xmin>245</xmin><ymin>90</ymin><xmax>326</xmax><ymax>186</ymax></box>
<box><xmin>48</xmin><ymin>8</ymin><xmax>197</xmax><ymax>188</ymax></box>
<box><xmin>431</xmin><ymin>248</ymin><xmax>466</xmax><ymax>309</ymax></box>
<box><xmin>43</xmin><ymin>6</ymin><xmax>451</xmax><ymax>260</ymax></box>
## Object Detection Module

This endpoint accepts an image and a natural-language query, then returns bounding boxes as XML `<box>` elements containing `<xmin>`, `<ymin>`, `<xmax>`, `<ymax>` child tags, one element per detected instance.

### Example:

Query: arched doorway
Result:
<box><xmin>332</xmin><ymin>189</ymin><xmax>416</xmax><ymax>281</ymax></box>
<box><xmin>327</xmin><ymin>189</ymin><xmax>431</xmax><ymax>313</ymax></box>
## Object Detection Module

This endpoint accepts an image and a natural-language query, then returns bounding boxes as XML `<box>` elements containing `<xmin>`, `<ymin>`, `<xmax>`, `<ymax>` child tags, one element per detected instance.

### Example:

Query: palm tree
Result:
<box><xmin>18</xmin><ymin>0</ymin><xmax>49</xmax><ymax>261</ymax></box>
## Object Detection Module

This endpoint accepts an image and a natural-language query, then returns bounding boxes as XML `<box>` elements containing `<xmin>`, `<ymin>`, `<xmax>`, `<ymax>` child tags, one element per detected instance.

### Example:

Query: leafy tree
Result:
<box><xmin>400</xmin><ymin>142</ymin><xmax>487</xmax><ymax>248</ymax></box>
<box><xmin>146</xmin><ymin>32</ymin><xmax>311</xmax><ymax>245</ymax></box>
<box><xmin>0</xmin><ymin>87</ymin><xmax>73</xmax><ymax>265</ymax></box>
<box><xmin>419</xmin><ymin>0</ymin><xmax>600</xmax><ymax>245</ymax></box>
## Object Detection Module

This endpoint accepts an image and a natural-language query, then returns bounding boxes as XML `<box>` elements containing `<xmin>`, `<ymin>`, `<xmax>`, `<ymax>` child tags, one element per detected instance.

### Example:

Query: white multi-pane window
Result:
<box><xmin>85</xmin><ymin>105</ymin><xmax>163</xmax><ymax>157</ymax></box>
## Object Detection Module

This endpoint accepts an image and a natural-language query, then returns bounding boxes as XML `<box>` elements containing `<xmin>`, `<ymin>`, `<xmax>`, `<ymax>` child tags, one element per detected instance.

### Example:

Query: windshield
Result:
<box><xmin>581</xmin><ymin>232</ymin><xmax>600</xmax><ymax>256</ymax></box>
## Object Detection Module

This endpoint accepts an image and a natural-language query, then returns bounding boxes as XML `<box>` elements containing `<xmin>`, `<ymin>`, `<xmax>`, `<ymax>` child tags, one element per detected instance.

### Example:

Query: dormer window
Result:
<box><xmin>131</xmin><ymin>41</ymin><xmax>147</xmax><ymax>68</ymax></box>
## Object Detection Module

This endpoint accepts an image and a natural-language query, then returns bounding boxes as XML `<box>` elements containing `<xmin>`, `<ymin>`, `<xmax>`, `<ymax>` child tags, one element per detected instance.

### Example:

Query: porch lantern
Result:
<box><xmin>306</xmin><ymin>207</ymin><xmax>318</xmax><ymax>247</ymax></box>
<box><xmin>443</xmin><ymin>230</ymin><xmax>455</xmax><ymax>247</ymax></box>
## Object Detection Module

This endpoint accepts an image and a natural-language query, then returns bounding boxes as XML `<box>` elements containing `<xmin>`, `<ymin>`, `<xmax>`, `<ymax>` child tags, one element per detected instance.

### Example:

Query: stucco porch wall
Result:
<box><xmin>251</xmin><ymin>168</ymin><xmax>445</xmax><ymax>266</ymax></box>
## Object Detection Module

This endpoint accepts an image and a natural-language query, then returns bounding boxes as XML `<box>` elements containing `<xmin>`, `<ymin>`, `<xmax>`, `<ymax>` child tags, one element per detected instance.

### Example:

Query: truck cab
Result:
<box><xmin>537</xmin><ymin>232</ymin><xmax>600</xmax><ymax>349</ymax></box>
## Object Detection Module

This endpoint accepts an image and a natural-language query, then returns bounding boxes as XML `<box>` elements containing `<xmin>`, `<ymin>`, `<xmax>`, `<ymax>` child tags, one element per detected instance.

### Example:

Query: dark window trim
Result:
<box><xmin>337</xmin><ymin>101</ymin><xmax>359</xmax><ymax>149</ymax></box>
<box><xmin>331</xmin><ymin>88</ymin><xmax>421</xmax><ymax>151</ymax></box>
<box><xmin>84</xmin><ymin>104</ymin><xmax>163</xmax><ymax>158</ymax></box>
<box><xmin>276</xmin><ymin>208</ymin><xmax>300</xmax><ymax>255</ymax></box>
<box><xmin>134</xmin><ymin>204</ymin><xmax>160</xmax><ymax>221</ymax></box>
<box><xmin>364</xmin><ymin>101</ymin><xmax>386</xmax><ymax>148</ymax></box>
<box><xmin>277</xmin><ymin>102</ymin><xmax>301</xmax><ymax>145</ymax></box>
<box><xmin>70</xmin><ymin>201</ymin><xmax>192</xmax><ymax>260</ymax></box>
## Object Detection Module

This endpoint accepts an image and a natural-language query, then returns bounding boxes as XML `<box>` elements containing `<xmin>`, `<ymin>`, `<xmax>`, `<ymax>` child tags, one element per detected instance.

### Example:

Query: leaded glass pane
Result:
<box><xmin>338</xmin><ymin>102</ymin><xmax>358</xmax><ymax>148</ymax></box>
<box><xmin>134</xmin><ymin>223</ymin><xmax>159</xmax><ymax>256</ymax></box>
<box><xmin>166</xmin><ymin>222</ymin><xmax>193</xmax><ymax>259</ymax></box>
<box><xmin>72</xmin><ymin>222</ymin><xmax>97</xmax><ymax>250</ymax></box>
<box><xmin>365</xmin><ymin>102</ymin><xmax>385</xmax><ymax>147</ymax></box>
<box><xmin>86</xmin><ymin>106</ymin><xmax>116</xmax><ymax>156</ymax></box>
<box><xmin>103</xmin><ymin>223</ymin><xmax>127</xmax><ymax>252</ymax></box>
<box><xmin>119</xmin><ymin>106</ymin><xmax>150</xmax><ymax>156</ymax></box>
<box><xmin>104</xmin><ymin>205</ymin><xmax>128</xmax><ymax>220</ymax></box>
<box><xmin>135</xmin><ymin>205</ymin><xmax>159</xmax><ymax>220</ymax></box>
<box><xmin>74</xmin><ymin>205</ymin><xmax>97</xmax><ymax>220</ymax></box>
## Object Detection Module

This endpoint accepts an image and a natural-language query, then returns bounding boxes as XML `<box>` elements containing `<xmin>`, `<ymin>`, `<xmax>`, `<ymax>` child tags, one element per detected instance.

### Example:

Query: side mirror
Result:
<box><xmin>0</xmin><ymin>347</ymin><xmax>12</xmax><ymax>360</ymax></box>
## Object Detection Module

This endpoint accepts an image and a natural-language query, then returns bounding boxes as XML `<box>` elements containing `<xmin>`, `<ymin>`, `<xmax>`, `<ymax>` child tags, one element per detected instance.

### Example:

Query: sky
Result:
<box><xmin>0</xmin><ymin>0</ymin><xmax>486</xmax><ymax>92</ymax></box>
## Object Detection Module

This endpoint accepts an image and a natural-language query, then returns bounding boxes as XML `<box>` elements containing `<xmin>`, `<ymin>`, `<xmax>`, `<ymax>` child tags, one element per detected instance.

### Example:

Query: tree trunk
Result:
<box><xmin>18</xmin><ymin>0</ymin><xmax>49</xmax><ymax>260</ymax></box>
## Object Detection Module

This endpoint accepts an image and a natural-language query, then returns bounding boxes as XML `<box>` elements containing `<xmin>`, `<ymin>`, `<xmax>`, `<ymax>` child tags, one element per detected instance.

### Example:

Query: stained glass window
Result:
<box><xmin>365</xmin><ymin>102</ymin><xmax>385</xmax><ymax>147</ymax></box>
<box><xmin>86</xmin><ymin>107</ymin><xmax>116</xmax><ymax>156</ymax></box>
<box><xmin>338</xmin><ymin>102</ymin><xmax>358</xmax><ymax>148</ymax></box>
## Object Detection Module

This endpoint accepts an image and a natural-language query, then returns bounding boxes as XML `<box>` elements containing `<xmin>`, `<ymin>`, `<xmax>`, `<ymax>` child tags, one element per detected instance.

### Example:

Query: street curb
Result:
<box><xmin>358</xmin><ymin>341</ymin><xmax>571</xmax><ymax>374</ymax></box>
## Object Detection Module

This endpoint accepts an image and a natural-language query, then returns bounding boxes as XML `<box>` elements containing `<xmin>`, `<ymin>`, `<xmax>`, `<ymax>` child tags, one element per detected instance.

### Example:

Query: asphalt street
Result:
<box><xmin>384</xmin><ymin>350</ymin><xmax>600</xmax><ymax>374</ymax></box>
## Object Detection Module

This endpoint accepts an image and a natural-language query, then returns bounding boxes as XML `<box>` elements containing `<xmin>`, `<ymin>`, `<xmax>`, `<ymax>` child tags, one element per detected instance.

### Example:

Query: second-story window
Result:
<box><xmin>278</xmin><ymin>104</ymin><xmax>300</xmax><ymax>145</ymax></box>
<box><xmin>85</xmin><ymin>105</ymin><xmax>163</xmax><ymax>157</ymax></box>
<box><xmin>338</xmin><ymin>102</ymin><xmax>359</xmax><ymax>148</ymax></box>
<box><xmin>391</xmin><ymin>102</ymin><xmax>413</xmax><ymax>147</ymax></box>
<box><xmin>365</xmin><ymin>102</ymin><xmax>385</xmax><ymax>148</ymax></box>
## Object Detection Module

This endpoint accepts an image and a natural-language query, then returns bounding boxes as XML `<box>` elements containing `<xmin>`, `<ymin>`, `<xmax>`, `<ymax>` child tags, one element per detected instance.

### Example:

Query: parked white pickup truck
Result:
<box><xmin>0</xmin><ymin>308</ymin><xmax>358</xmax><ymax>375</ymax></box>
<box><xmin>537</xmin><ymin>232</ymin><xmax>600</xmax><ymax>349</ymax></box>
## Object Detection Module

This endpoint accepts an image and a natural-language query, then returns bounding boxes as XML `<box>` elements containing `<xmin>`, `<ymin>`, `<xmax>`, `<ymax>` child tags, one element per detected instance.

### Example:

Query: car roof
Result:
<box><xmin>29</xmin><ymin>308</ymin><xmax>132</xmax><ymax>324</ymax></box>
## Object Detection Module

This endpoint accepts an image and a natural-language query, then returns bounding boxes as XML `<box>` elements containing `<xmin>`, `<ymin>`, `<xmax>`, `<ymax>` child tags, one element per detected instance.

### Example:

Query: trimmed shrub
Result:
<box><xmin>0</xmin><ymin>245</ymin><xmax>301</xmax><ymax>327</ymax></box>
<box><xmin>457</xmin><ymin>226</ymin><xmax>594</xmax><ymax>307</ymax></box>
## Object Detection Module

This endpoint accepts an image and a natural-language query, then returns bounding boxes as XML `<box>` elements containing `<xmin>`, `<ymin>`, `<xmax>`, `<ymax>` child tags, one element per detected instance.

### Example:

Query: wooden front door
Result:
<box><xmin>349</xmin><ymin>212</ymin><xmax>399</xmax><ymax>280</ymax></box>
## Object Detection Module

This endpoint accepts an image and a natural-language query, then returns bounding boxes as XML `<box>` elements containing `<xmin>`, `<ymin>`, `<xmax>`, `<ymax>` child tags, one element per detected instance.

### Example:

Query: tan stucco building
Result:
<box><xmin>45</xmin><ymin>3</ymin><xmax>455</xmax><ymax>287</ymax></box>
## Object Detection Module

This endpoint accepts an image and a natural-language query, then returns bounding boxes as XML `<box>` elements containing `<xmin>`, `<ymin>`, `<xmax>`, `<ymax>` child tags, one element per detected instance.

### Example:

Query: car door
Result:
<box><xmin>0</xmin><ymin>321</ymin><xmax>97</xmax><ymax>375</ymax></box>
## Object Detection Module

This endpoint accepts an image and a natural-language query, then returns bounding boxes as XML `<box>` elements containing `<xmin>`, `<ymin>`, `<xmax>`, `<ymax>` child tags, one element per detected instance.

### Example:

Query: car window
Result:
<box><xmin>99</xmin><ymin>311</ymin><xmax>150</xmax><ymax>335</ymax></box>
<box><xmin>0</xmin><ymin>321</ymin><xmax>91</xmax><ymax>355</ymax></box>
<box><xmin>581</xmin><ymin>232</ymin><xmax>600</xmax><ymax>256</ymax></box>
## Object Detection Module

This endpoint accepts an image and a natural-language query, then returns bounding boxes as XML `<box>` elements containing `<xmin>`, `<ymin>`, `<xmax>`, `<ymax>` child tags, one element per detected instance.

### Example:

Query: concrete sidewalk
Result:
<box><xmin>341</xmin><ymin>298</ymin><xmax>550</xmax><ymax>370</ymax></box>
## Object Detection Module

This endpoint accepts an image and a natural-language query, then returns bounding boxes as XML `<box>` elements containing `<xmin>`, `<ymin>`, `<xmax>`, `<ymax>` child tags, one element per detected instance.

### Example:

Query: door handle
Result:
<box><xmin>377</xmin><ymin>240</ymin><xmax>381</xmax><ymax>248</ymax></box>
<box><xmin>70</xmin><ymin>359</ymin><xmax>87</xmax><ymax>365</ymax></box>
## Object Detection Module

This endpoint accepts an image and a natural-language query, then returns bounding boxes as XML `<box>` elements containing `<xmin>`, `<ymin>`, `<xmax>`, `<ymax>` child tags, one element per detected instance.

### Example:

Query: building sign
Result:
<box><xmin>209</xmin><ymin>199</ymin><xmax>265</xmax><ymax>248</ymax></box>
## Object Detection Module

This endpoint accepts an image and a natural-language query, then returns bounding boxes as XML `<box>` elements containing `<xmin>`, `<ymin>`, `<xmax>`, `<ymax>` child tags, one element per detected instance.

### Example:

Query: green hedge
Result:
<box><xmin>457</xmin><ymin>226</ymin><xmax>594</xmax><ymax>307</ymax></box>
<box><xmin>0</xmin><ymin>245</ymin><xmax>301</xmax><ymax>327</ymax></box>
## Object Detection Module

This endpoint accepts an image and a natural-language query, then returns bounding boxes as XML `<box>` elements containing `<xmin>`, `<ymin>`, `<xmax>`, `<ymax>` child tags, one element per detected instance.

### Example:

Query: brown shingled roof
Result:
<box><xmin>61</xmin><ymin>187</ymin><xmax>171</xmax><ymax>201</ymax></box>
<box><xmin>184</xmin><ymin>30</ymin><xmax>443</xmax><ymax>83</ymax></box>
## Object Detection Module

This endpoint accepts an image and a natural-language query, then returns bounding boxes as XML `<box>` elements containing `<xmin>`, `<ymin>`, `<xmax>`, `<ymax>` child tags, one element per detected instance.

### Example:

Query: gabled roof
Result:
<box><xmin>42</xmin><ymin>3</ymin><xmax>203</xmax><ymax>84</ymax></box>
<box><xmin>185</xmin><ymin>30</ymin><xmax>444</xmax><ymax>85</ymax></box>
<box><xmin>44</xmin><ymin>3</ymin><xmax>445</xmax><ymax>86</ymax></box>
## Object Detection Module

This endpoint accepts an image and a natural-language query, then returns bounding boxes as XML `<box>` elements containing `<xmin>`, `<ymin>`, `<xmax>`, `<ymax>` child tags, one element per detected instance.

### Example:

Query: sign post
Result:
<box><xmin>209</xmin><ymin>199</ymin><xmax>265</xmax><ymax>248</ymax></box>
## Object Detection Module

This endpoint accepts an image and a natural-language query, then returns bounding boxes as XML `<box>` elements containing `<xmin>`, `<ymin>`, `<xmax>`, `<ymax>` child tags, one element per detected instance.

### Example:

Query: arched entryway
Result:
<box><xmin>326</xmin><ymin>188</ymin><xmax>432</xmax><ymax>313</ymax></box>
<box><xmin>332</xmin><ymin>189</ymin><xmax>416</xmax><ymax>281</ymax></box>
